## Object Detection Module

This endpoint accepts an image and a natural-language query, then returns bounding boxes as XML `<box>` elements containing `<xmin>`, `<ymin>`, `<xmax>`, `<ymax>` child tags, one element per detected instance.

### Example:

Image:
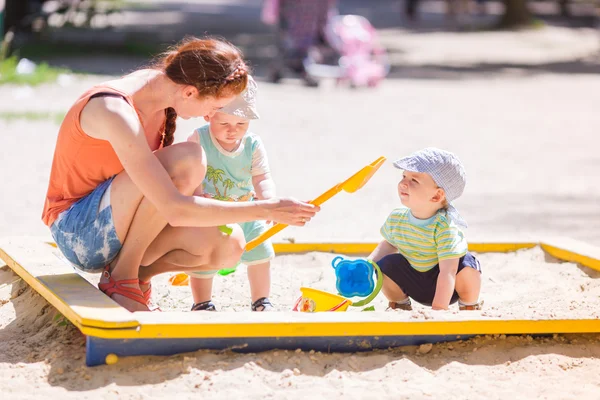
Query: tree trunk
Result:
<box><xmin>3</xmin><ymin>0</ymin><xmax>30</xmax><ymax>35</ymax></box>
<box><xmin>500</xmin><ymin>0</ymin><xmax>532</xmax><ymax>28</ymax></box>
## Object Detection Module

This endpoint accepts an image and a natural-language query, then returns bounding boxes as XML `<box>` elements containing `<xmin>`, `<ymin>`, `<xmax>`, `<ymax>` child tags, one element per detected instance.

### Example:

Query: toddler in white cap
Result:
<box><xmin>368</xmin><ymin>147</ymin><xmax>483</xmax><ymax>311</ymax></box>
<box><xmin>187</xmin><ymin>75</ymin><xmax>276</xmax><ymax>312</ymax></box>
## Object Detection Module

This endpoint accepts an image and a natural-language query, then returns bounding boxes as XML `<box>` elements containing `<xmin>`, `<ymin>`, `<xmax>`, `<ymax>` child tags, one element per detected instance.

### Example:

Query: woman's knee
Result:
<box><xmin>160</xmin><ymin>142</ymin><xmax>206</xmax><ymax>195</ymax></box>
<box><xmin>211</xmin><ymin>225</ymin><xmax>245</xmax><ymax>268</ymax></box>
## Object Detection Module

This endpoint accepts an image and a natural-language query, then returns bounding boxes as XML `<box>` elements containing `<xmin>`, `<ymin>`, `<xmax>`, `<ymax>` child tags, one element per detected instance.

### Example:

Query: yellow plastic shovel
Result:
<box><xmin>244</xmin><ymin>156</ymin><xmax>386</xmax><ymax>252</ymax></box>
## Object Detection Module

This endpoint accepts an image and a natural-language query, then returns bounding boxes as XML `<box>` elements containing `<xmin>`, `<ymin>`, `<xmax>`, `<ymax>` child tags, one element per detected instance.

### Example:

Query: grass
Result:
<box><xmin>0</xmin><ymin>111</ymin><xmax>65</xmax><ymax>125</ymax></box>
<box><xmin>16</xmin><ymin>40</ymin><xmax>166</xmax><ymax>60</ymax></box>
<box><xmin>0</xmin><ymin>56</ymin><xmax>72</xmax><ymax>86</ymax></box>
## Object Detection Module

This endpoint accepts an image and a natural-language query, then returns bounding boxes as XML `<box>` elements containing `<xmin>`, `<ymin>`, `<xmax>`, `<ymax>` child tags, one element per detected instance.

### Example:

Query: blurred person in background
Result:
<box><xmin>262</xmin><ymin>0</ymin><xmax>337</xmax><ymax>86</ymax></box>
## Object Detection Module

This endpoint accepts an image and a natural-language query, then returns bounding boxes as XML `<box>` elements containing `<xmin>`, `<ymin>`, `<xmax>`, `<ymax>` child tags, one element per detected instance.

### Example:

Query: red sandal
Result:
<box><xmin>98</xmin><ymin>266</ymin><xmax>147</xmax><ymax>308</ymax></box>
<box><xmin>139</xmin><ymin>279</ymin><xmax>152</xmax><ymax>303</ymax></box>
<box><xmin>139</xmin><ymin>279</ymin><xmax>161</xmax><ymax>312</ymax></box>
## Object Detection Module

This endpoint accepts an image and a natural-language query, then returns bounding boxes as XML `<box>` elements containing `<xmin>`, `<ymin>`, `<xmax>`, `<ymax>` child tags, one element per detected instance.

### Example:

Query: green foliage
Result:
<box><xmin>0</xmin><ymin>56</ymin><xmax>70</xmax><ymax>86</ymax></box>
<box><xmin>0</xmin><ymin>111</ymin><xmax>65</xmax><ymax>124</ymax></box>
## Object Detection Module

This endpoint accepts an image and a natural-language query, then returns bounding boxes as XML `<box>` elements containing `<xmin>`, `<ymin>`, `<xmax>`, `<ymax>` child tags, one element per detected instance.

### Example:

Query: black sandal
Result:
<box><xmin>251</xmin><ymin>297</ymin><xmax>273</xmax><ymax>311</ymax></box>
<box><xmin>191</xmin><ymin>300</ymin><xmax>217</xmax><ymax>311</ymax></box>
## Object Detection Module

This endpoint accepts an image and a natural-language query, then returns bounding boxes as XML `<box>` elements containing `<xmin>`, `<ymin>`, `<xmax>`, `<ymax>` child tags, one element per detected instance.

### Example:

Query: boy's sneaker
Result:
<box><xmin>191</xmin><ymin>300</ymin><xmax>217</xmax><ymax>311</ymax></box>
<box><xmin>459</xmin><ymin>300</ymin><xmax>484</xmax><ymax>311</ymax></box>
<box><xmin>386</xmin><ymin>299</ymin><xmax>413</xmax><ymax>311</ymax></box>
<box><xmin>251</xmin><ymin>297</ymin><xmax>274</xmax><ymax>311</ymax></box>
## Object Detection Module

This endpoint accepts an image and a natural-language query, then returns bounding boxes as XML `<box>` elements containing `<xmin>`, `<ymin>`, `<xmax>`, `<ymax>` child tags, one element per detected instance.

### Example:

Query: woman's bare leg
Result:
<box><xmin>138</xmin><ymin>224</ymin><xmax>244</xmax><ymax>308</ymax></box>
<box><xmin>138</xmin><ymin>224</ymin><xmax>245</xmax><ymax>280</ymax></box>
<box><xmin>100</xmin><ymin>142</ymin><xmax>206</xmax><ymax>311</ymax></box>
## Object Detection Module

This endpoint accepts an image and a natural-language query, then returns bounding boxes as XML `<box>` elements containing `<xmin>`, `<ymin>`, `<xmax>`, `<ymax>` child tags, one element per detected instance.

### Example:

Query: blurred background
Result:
<box><xmin>1</xmin><ymin>0</ymin><xmax>599</xmax><ymax>245</ymax></box>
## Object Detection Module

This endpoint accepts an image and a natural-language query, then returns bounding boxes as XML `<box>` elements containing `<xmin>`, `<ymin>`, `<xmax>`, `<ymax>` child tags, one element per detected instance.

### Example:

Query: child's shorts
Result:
<box><xmin>377</xmin><ymin>252</ymin><xmax>481</xmax><ymax>306</ymax></box>
<box><xmin>50</xmin><ymin>177</ymin><xmax>122</xmax><ymax>273</ymax></box>
<box><xmin>239</xmin><ymin>220</ymin><xmax>275</xmax><ymax>265</ymax></box>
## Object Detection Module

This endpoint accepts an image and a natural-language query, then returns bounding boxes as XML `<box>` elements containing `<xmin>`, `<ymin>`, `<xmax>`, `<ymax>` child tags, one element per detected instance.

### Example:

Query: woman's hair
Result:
<box><xmin>154</xmin><ymin>37</ymin><xmax>249</xmax><ymax>147</ymax></box>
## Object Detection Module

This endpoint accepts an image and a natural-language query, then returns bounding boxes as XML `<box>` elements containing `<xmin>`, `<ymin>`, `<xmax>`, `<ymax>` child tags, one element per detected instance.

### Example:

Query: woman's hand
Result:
<box><xmin>263</xmin><ymin>198</ymin><xmax>319</xmax><ymax>226</ymax></box>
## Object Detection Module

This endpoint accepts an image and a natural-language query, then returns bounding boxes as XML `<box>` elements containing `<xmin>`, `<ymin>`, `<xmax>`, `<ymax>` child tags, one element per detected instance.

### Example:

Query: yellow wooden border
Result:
<box><xmin>540</xmin><ymin>237</ymin><xmax>600</xmax><ymax>272</ymax></box>
<box><xmin>272</xmin><ymin>241</ymin><xmax>537</xmax><ymax>255</ymax></box>
<box><xmin>0</xmin><ymin>238</ymin><xmax>138</xmax><ymax>329</ymax></box>
<box><xmin>2</xmin><ymin>237</ymin><xmax>599</xmax><ymax>340</ymax></box>
<box><xmin>78</xmin><ymin>317</ymin><xmax>600</xmax><ymax>339</ymax></box>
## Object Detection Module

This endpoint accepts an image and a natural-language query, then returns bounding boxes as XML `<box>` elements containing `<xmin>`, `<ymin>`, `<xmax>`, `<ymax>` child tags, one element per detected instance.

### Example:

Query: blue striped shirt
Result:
<box><xmin>380</xmin><ymin>207</ymin><xmax>468</xmax><ymax>272</ymax></box>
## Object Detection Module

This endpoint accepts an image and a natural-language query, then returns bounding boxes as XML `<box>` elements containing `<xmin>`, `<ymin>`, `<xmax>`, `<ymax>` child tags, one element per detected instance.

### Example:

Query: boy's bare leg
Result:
<box><xmin>382</xmin><ymin>275</ymin><xmax>413</xmax><ymax>310</ymax></box>
<box><xmin>189</xmin><ymin>276</ymin><xmax>215</xmax><ymax>305</ymax></box>
<box><xmin>454</xmin><ymin>267</ymin><xmax>481</xmax><ymax>304</ymax></box>
<box><xmin>382</xmin><ymin>274</ymin><xmax>409</xmax><ymax>302</ymax></box>
<box><xmin>247</xmin><ymin>261</ymin><xmax>271</xmax><ymax>303</ymax></box>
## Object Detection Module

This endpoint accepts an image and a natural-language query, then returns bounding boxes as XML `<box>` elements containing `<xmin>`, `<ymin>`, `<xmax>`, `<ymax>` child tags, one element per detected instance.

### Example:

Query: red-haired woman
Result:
<box><xmin>42</xmin><ymin>37</ymin><xmax>319</xmax><ymax>312</ymax></box>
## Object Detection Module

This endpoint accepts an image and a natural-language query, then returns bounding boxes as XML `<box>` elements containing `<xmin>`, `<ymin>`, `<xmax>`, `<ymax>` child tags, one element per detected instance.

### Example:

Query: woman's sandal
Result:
<box><xmin>98</xmin><ymin>266</ymin><xmax>147</xmax><ymax>308</ymax></box>
<box><xmin>191</xmin><ymin>300</ymin><xmax>217</xmax><ymax>311</ymax></box>
<box><xmin>139</xmin><ymin>279</ymin><xmax>162</xmax><ymax>312</ymax></box>
<box><xmin>140</xmin><ymin>279</ymin><xmax>152</xmax><ymax>303</ymax></box>
<box><xmin>251</xmin><ymin>297</ymin><xmax>274</xmax><ymax>312</ymax></box>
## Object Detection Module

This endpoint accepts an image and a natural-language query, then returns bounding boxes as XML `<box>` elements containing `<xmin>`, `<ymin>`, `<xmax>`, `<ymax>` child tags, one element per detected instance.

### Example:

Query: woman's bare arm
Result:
<box><xmin>80</xmin><ymin>97</ymin><xmax>317</xmax><ymax>227</ymax></box>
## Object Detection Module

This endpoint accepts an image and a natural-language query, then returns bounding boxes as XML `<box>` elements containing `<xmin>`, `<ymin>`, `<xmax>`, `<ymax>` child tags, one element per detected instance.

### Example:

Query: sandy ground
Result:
<box><xmin>1</xmin><ymin>16</ymin><xmax>600</xmax><ymax>400</ymax></box>
<box><xmin>1</xmin><ymin>248</ymin><xmax>600</xmax><ymax>399</ymax></box>
<box><xmin>138</xmin><ymin>247</ymin><xmax>600</xmax><ymax>321</ymax></box>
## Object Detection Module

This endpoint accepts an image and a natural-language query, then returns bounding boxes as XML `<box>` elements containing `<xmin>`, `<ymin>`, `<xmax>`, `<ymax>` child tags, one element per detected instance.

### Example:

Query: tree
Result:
<box><xmin>3</xmin><ymin>0</ymin><xmax>30</xmax><ymax>35</ymax></box>
<box><xmin>500</xmin><ymin>0</ymin><xmax>533</xmax><ymax>28</ymax></box>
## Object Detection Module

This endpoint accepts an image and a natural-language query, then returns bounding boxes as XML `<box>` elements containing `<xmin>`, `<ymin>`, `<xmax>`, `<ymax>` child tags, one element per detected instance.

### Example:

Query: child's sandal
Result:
<box><xmin>459</xmin><ymin>300</ymin><xmax>484</xmax><ymax>311</ymax></box>
<box><xmin>251</xmin><ymin>297</ymin><xmax>273</xmax><ymax>312</ymax></box>
<box><xmin>191</xmin><ymin>300</ymin><xmax>217</xmax><ymax>311</ymax></box>
<box><xmin>98</xmin><ymin>266</ymin><xmax>147</xmax><ymax>307</ymax></box>
<box><xmin>386</xmin><ymin>300</ymin><xmax>413</xmax><ymax>311</ymax></box>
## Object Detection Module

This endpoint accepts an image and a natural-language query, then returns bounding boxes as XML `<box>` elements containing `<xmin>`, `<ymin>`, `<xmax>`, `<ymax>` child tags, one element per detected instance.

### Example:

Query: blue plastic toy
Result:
<box><xmin>331</xmin><ymin>256</ymin><xmax>384</xmax><ymax>307</ymax></box>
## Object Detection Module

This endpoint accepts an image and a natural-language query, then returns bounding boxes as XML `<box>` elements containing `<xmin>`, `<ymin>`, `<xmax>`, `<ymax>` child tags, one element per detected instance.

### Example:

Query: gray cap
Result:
<box><xmin>220</xmin><ymin>75</ymin><xmax>260</xmax><ymax>120</ymax></box>
<box><xmin>393</xmin><ymin>147</ymin><xmax>467</xmax><ymax>228</ymax></box>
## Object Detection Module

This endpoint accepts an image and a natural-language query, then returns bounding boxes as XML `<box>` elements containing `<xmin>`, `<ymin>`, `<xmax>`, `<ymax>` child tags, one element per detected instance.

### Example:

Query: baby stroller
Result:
<box><xmin>302</xmin><ymin>14</ymin><xmax>390</xmax><ymax>88</ymax></box>
<box><xmin>266</xmin><ymin>0</ymin><xmax>335</xmax><ymax>87</ymax></box>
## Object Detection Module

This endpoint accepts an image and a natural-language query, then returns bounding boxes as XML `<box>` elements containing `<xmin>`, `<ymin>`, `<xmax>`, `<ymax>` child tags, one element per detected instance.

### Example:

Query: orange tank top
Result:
<box><xmin>42</xmin><ymin>85</ymin><xmax>164</xmax><ymax>227</ymax></box>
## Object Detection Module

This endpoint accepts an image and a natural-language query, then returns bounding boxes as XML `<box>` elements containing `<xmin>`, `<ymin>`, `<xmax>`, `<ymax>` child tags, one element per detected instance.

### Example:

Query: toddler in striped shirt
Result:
<box><xmin>368</xmin><ymin>148</ymin><xmax>483</xmax><ymax>311</ymax></box>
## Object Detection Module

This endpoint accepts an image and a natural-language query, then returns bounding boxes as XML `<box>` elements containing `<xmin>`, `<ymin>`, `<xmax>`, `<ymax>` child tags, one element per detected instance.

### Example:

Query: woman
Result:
<box><xmin>42</xmin><ymin>37</ymin><xmax>318</xmax><ymax>312</ymax></box>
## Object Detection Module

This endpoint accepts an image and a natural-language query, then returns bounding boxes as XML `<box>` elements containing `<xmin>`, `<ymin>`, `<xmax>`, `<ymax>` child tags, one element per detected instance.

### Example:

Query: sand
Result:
<box><xmin>1</xmin><ymin>12</ymin><xmax>600</xmax><ymax>399</ymax></box>
<box><xmin>1</xmin><ymin>247</ymin><xmax>600</xmax><ymax>399</ymax></box>
<box><xmin>139</xmin><ymin>247</ymin><xmax>600</xmax><ymax>322</ymax></box>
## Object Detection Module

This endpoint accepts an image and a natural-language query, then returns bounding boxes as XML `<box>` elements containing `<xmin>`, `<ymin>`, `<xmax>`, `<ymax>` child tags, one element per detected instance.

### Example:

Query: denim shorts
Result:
<box><xmin>50</xmin><ymin>177</ymin><xmax>122</xmax><ymax>273</ymax></box>
<box><xmin>377</xmin><ymin>252</ymin><xmax>481</xmax><ymax>306</ymax></box>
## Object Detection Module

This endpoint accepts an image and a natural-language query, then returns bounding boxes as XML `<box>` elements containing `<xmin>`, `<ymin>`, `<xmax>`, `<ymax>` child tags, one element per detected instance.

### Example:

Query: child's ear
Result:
<box><xmin>204</xmin><ymin>115</ymin><xmax>210</xmax><ymax>122</ymax></box>
<box><xmin>431</xmin><ymin>188</ymin><xmax>445</xmax><ymax>203</ymax></box>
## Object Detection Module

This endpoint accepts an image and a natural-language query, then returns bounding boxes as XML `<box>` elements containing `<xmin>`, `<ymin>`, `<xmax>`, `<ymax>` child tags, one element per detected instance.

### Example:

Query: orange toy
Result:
<box><xmin>245</xmin><ymin>156</ymin><xmax>386</xmax><ymax>252</ymax></box>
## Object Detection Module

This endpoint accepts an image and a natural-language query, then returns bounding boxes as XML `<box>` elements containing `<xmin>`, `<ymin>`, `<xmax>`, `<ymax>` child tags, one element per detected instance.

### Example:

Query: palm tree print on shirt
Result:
<box><xmin>204</xmin><ymin>166</ymin><xmax>252</xmax><ymax>201</ymax></box>
<box><xmin>206</xmin><ymin>166</ymin><xmax>225</xmax><ymax>198</ymax></box>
